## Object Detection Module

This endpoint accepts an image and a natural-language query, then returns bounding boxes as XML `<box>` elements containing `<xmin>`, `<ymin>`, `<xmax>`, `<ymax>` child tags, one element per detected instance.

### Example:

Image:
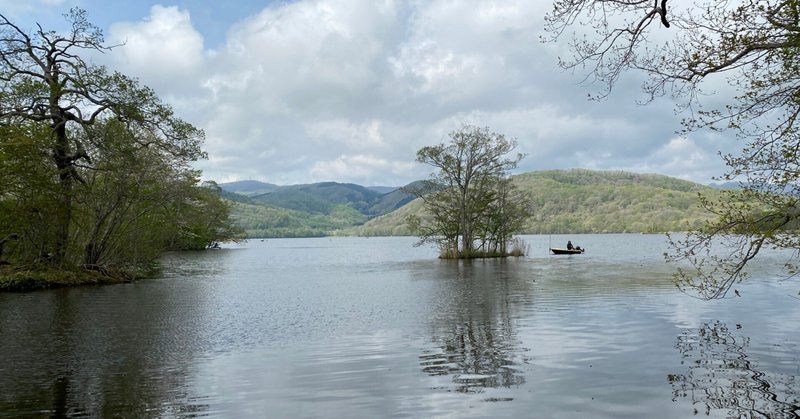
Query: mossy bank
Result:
<box><xmin>0</xmin><ymin>266</ymin><xmax>134</xmax><ymax>292</ymax></box>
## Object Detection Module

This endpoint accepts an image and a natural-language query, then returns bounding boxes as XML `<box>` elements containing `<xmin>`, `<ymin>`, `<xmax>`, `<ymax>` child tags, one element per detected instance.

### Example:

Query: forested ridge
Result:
<box><xmin>219</xmin><ymin>180</ymin><xmax>414</xmax><ymax>237</ymax></box>
<box><xmin>355</xmin><ymin>169</ymin><xmax>716</xmax><ymax>236</ymax></box>
<box><xmin>517</xmin><ymin>169</ymin><xmax>713</xmax><ymax>234</ymax></box>
<box><xmin>225</xmin><ymin>169</ymin><xmax>721</xmax><ymax>238</ymax></box>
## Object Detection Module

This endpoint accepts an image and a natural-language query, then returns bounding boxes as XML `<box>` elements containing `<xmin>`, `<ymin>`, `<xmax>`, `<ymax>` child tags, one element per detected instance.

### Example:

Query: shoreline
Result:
<box><xmin>0</xmin><ymin>267</ymin><xmax>133</xmax><ymax>292</ymax></box>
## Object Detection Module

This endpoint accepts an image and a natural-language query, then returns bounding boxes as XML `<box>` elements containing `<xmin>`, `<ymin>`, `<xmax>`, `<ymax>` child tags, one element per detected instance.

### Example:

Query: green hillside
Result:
<box><xmin>516</xmin><ymin>169</ymin><xmax>714</xmax><ymax>233</ymax></box>
<box><xmin>347</xmin><ymin>169</ymin><xmax>719</xmax><ymax>236</ymax></box>
<box><xmin>222</xmin><ymin>181</ymin><xmax>415</xmax><ymax>237</ymax></box>
<box><xmin>344</xmin><ymin>199</ymin><xmax>425</xmax><ymax>237</ymax></box>
<box><xmin>219</xmin><ymin>180</ymin><xmax>279</xmax><ymax>196</ymax></box>
<box><xmin>230</xmin><ymin>201</ymin><xmax>366</xmax><ymax>238</ymax></box>
<box><xmin>250</xmin><ymin>182</ymin><xmax>391</xmax><ymax>215</ymax></box>
<box><xmin>225</xmin><ymin>169</ymin><xmax>723</xmax><ymax>238</ymax></box>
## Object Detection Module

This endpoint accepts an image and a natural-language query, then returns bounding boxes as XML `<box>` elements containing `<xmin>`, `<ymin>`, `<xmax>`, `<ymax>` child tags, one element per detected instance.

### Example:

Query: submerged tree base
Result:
<box><xmin>0</xmin><ymin>265</ymin><xmax>137</xmax><ymax>292</ymax></box>
<box><xmin>438</xmin><ymin>251</ymin><xmax>526</xmax><ymax>259</ymax></box>
<box><xmin>438</xmin><ymin>240</ymin><xmax>528</xmax><ymax>259</ymax></box>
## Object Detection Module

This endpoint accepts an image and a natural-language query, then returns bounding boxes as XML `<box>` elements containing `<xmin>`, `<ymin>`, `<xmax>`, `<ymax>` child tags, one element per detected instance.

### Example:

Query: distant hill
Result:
<box><xmin>365</xmin><ymin>181</ymin><xmax>422</xmax><ymax>216</ymax></box>
<box><xmin>515</xmin><ymin>169</ymin><xmax>715</xmax><ymax>233</ymax></box>
<box><xmin>348</xmin><ymin>169</ymin><xmax>720</xmax><ymax>236</ymax></box>
<box><xmin>230</xmin><ymin>200</ymin><xmax>366</xmax><ymax>238</ymax></box>
<box><xmin>367</xmin><ymin>186</ymin><xmax>399</xmax><ymax>194</ymax></box>
<box><xmin>708</xmin><ymin>181</ymin><xmax>743</xmax><ymax>190</ymax></box>
<box><xmin>220</xmin><ymin>189</ymin><xmax>254</xmax><ymax>204</ymax></box>
<box><xmin>223</xmin><ymin>180</ymin><xmax>416</xmax><ymax>237</ymax></box>
<box><xmin>245</xmin><ymin>181</ymin><xmax>413</xmax><ymax>217</ymax></box>
<box><xmin>219</xmin><ymin>180</ymin><xmax>280</xmax><ymax>196</ymax></box>
<box><xmin>223</xmin><ymin>169</ymin><xmax>725</xmax><ymax>238</ymax></box>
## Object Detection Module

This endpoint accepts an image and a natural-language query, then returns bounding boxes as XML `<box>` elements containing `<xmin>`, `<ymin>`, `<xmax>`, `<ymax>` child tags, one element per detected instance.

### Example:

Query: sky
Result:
<box><xmin>0</xmin><ymin>0</ymin><xmax>739</xmax><ymax>186</ymax></box>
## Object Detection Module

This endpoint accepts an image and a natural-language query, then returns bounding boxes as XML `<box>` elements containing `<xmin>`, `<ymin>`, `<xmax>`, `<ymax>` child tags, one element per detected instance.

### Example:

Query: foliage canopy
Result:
<box><xmin>0</xmin><ymin>9</ymin><xmax>242</xmax><ymax>280</ymax></box>
<box><xmin>408</xmin><ymin>125</ymin><xmax>531</xmax><ymax>258</ymax></box>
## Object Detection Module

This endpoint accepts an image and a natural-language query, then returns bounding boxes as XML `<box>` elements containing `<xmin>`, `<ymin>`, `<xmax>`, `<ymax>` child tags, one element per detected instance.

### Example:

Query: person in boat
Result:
<box><xmin>567</xmin><ymin>240</ymin><xmax>574</xmax><ymax>250</ymax></box>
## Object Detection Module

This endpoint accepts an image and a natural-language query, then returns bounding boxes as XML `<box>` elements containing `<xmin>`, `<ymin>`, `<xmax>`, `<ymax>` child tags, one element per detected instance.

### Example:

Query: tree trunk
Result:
<box><xmin>52</xmin><ymin>120</ymin><xmax>73</xmax><ymax>267</ymax></box>
<box><xmin>460</xmin><ymin>188</ymin><xmax>473</xmax><ymax>257</ymax></box>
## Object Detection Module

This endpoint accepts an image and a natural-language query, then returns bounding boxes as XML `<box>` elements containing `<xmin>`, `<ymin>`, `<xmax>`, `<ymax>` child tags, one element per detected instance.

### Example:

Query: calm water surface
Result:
<box><xmin>1</xmin><ymin>234</ymin><xmax>799</xmax><ymax>418</ymax></box>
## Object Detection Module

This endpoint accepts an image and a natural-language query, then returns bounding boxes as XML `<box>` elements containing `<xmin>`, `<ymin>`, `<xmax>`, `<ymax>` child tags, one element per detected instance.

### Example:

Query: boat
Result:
<box><xmin>550</xmin><ymin>247</ymin><xmax>585</xmax><ymax>255</ymax></box>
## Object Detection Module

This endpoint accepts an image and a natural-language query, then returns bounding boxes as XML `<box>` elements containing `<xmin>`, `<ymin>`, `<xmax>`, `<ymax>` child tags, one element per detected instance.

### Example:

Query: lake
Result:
<box><xmin>1</xmin><ymin>234</ymin><xmax>799</xmax><ymax>418</ymax></box>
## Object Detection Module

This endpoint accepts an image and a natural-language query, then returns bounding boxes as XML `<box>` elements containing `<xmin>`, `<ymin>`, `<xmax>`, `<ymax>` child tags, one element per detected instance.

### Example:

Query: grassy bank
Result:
<box><xmin>0</xmin><ymin>266</ymin><xmax>133</xmax><ymax>292</ymax></box>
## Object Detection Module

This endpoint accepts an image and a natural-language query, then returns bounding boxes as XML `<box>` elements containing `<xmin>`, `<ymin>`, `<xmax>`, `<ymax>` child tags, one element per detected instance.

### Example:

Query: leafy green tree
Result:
<box><xmin>409</xmin><ymin>125</ymin><xmax>528</xmax><ymax>258</ymax></box>
<box><xmin>480</xmin><ymin>177</ymin><xmax>532</xmax><ymax>255</ymax></box>
<box><xmin>0</xmin><ymin>123</ymin><xmax>58</xmax><ymax>265</ymax></box>
<box><xmin>407</xmin><ymin>186</ymin><xmax>461</xmax><ymax>256</ymax></box>
<box><xmin>166</xmin><ymin>181</ymin><xmax>246</xmax><ymax>251</ymax></box>
<box><xmin>66</xmin><ymin>119</ymin><xmax>241</xmax><ymax>272</ymax></box>
<box><xmin>0</xmin><ymin>9</ymin><xmax>204</xmax><ymax>266</ymax></box>
<box><xmin>545</xmin><ymin>0</ymin><xmax>800</xmax><ymax>298</ymax></box>
<box><xmin>0</xmin><ymin>10</ymin><xmax>241</xmax><ymax>280</ymax></box>
<box><xmin>71</xmin><ymin>119</ymin><xmax>163</xmax><ymax>268</ymax></box>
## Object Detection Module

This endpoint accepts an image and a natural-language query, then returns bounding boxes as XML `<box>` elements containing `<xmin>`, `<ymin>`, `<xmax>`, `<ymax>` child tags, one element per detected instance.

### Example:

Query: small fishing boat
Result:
<box><xmin>550</xmin><ymin>247</ymin><xmax>585</xmax><ymax>255</ymax></box>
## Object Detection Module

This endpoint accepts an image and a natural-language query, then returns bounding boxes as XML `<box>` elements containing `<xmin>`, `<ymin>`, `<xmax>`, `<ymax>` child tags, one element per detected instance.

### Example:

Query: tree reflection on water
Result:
<box><xmin>418</xmin><ymin>260</ymin><xmax>529</xmax><ymax>394</ymax></box>
<box><xmin>0</xmin><ymin>288</ymin><xmax>212</xmax><ymax>417</ymax></box>
<box><xmin>669</xmin><ymin>320</ymin><xmax>800</xmax><ymax>418</ymax></box>
<box><xmin>419</xmin><ymin>320</ymin><xmax>526</xmax><ymax>393</ymax></box>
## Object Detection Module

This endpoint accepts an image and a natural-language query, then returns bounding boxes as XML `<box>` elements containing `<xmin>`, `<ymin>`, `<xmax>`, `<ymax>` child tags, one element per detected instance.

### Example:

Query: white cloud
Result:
<box><xmin>211</xmin><ymin>0</ymin><xmax>403</xmax><ymax>117</ymax></box>
<box><xmin>311</xmin><ymin>154</ymin><xmax>416</xmax><ymax>184</ymax></box>
<box><xmin>106</xmin><ymin>5</ymin><xmax>205</xmax><ymax>95</ymax></box>
<box><xmin>615</xmin><ymin>136</ymin><xmax>727</xmax><ymax>181</ymax></box>
<box><xmin>306</xmin><ymin>119</ymin><xmax>387</xmax><ymax>149</ymax></box>
<box><xmin>87</xmin><ymin>0</ymin><xmax>737</xmax><ymax>186</ymax></box>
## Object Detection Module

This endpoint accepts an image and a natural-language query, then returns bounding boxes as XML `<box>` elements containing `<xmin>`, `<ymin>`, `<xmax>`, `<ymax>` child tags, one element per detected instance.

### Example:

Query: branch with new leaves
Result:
<box><xmin>546</xmin><ymin>0</ymin><xmax>800</xmax><ymax>299</ymax></box>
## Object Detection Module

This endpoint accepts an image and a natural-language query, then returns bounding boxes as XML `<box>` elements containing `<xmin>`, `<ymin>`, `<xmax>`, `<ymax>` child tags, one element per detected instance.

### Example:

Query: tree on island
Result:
<box><xmin>0</xmin><ymin>9</ymin><xmax>242</xmax><ymax>278</ymax></box>
<box><xmin>407</xmin><ymin>125</ymin><xmax>532</xmax><ymax>259</ymax></box>
<box><xmin>545</xmin><ymin>0</ymin><xmax>800</xmax><ymax>299</ymax></box>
